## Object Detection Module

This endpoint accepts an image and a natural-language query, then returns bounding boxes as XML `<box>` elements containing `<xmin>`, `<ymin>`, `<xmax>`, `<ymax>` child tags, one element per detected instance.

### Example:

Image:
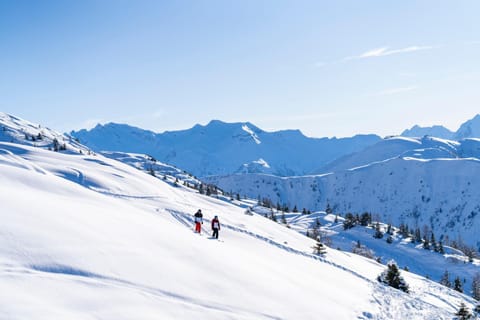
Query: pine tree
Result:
<box><xmin>377</xmin><ymin>260</ymin><xmax>409</xmax><ymax>293</ymax></box>
<box><xmin>454</xmin><ymin>276</ymin><xmax>464</xmax><ymax>293</ymax></box>
<box><xmin>440</xmin><ymin>270</ymin><xmax>451</xmax><ymax>288</ymax></box>
<box><xmin>312</xmin><ymin>239</ymin><xmax>327</xmax><ymax>255</ymax></box>
<box><xmin>386</xmin><ymin>235</ymin><xmax>393</xmax><ymax>244</ymax></box>
<box><xmin>281</xmin><ymin>211</ymin><xmax>287</xmax><ymax>224</ymax></box>
<box><xmin>360</xmin><ymin>212</ymin><xmax>371</xmax><ymax>226</ymax></box>
<box><xmin>471</xmin><ymin>273</ymin><xmax>480</xmax><ymax>301</ymax></box>
<box><xmin>455</xmin><ymin>302</ymin><xmax>472</xmax><ymax>320</ymax></box>
<box><xmin>386</xmin><ymin>224</ymin><xmax>393</xmax><ymax>235</ymax></box>
<box><xmin>474</xmin><ymin>304</ymin><xmax>480</xmax><ymax>316</ymax></box>
<box><xmin>373</xmin><ymin>222</ymin><xmax>384</xmax><ymax>239</ymax></box>
<box><xmin>422</xmin><ymin>235</ymin><xmax>430</xmax><ymax>250</ymax></box>
<box><xmin>325</xmin><ymin>203</ymin><xmax>332</xmax><ymax>215</ymax></box>
<box><xmin>292</xmin><ymin>205</ymin><xmax>298</xmax><ymax>213</ymax></box>
<box><xmin>414</xmin><ymin>228</ymin><xmax>422</xmax><ymax>243</ymax></box>
<box><xmin>438</xmin><ymin>240</ymin><xmax>445</xmax><ymax>254</ymax></box>
<box><xmin>343</xmin><ymin>213</ymin><xmax>356</xmax><ymax>230</ymax></box>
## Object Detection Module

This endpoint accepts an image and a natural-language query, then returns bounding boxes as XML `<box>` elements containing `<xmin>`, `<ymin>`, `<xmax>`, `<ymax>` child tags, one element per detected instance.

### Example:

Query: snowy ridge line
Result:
<box><xmin>166</xmin><ymin>209</ymin><xmax>372</xmax><ymax>283</ymax></box>
<box><xmin>25</xmin><ymin>264</ymin><xmax>283</xmax><ymax>320</ymax></box>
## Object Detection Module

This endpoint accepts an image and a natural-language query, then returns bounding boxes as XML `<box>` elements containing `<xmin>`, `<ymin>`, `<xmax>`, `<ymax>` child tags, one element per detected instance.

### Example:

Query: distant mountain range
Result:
<box><xmin>71</xmin><ymin>120</ymin><xmax>381</xmax><ymax>177</ymax></box>
<box><xmin>401</xmin><ymin>114</ymin><xmax>480</xmax><ymax>140</ymax></box>
<box><xmin>71</xmin><ymin>114</ymin><xmax>480</xmax><ymax>178</ymax></box>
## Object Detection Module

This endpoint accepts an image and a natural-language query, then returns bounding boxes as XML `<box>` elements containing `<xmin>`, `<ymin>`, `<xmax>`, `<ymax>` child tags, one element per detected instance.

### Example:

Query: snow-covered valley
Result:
<box><xmin>1</xmin><ymin>113</ymin><xmax>479</xmax><ymax>319</ymax></box>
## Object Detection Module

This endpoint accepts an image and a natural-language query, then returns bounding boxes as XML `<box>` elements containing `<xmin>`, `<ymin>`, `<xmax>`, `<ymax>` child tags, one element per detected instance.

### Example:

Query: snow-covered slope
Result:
<box><xmin>71</xmin><ymin>120</ymin><xmax>381</xmax><ymax>177</ymax></box>
<box><xmin>206</xmin><ymin>155</ymin><xmax>480</xmax><ymax>250</ymax></box>
<box><xmin>316</xmin><ymin>136</ymin><xmax>461</xmax><ymax>174</ymax></box>
<box><xmin>0</xmin><ymin>141</ymin><xmax>476</xmax><ymax>318</ymax></box>
<box><xmin>0</xmin><ymin>112</ymin><xmax>90</xmax><ymax>154</ymax></box>
<box><xmin>274</xmin><ymin>210</ymin><xmax>480</xmax><ymax>300</ymax></box>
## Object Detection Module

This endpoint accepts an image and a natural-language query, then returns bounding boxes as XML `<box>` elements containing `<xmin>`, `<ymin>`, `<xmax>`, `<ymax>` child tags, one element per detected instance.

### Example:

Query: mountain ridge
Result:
<box><xmin>71</xmin><ymin>120</ymin><xmax>381</xmax><ymax>177</ymax></box>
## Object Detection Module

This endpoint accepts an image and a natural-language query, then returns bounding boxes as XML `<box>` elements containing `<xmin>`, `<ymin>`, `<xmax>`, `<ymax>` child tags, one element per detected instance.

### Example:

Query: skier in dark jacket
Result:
<box><xmin>194</xmin><ymin>209</ymin><xmax>203</xmax><ymax>233</ymax></box>
<box><xmin>211</xmin><ymin>215</ymin><xmax>220</xmax><ymax>239</ymax></box>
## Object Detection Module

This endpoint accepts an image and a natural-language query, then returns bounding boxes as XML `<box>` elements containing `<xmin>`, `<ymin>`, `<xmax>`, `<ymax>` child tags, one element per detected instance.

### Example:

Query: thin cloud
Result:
<box><xmin>347</xmin><ymin>46</ymin><xmax>434</xmax><ymax>60</ymax></box>
<box><xmin>314</xmin><ymin>45</ymin><xmax>436</xmax><ymax>68</ymax></box>
<box><xmin>368</xmin><ymin>86</ymin><xmax>418</xmax><ymax>97</ymax></box>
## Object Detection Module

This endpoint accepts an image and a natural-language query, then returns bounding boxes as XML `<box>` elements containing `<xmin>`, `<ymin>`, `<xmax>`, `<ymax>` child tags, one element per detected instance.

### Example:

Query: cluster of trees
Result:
<box><xmin>51</xmin><ymin>138</ymin><xmax>67</xmax><ymax>152</ymax></box>
<box><xmin>255</xmin><ymin>196</ymin><xmax>313</xmax><ymax>215</ymax></box>
<box><xmin>24</xmin><ymin>132</ymin><xmax>44</xmax><ymax>141</ymax></box>
<box><xmin>343</xmin><ymin>212</ymin><xmax>373</xmax><ymax>230</ymax></box>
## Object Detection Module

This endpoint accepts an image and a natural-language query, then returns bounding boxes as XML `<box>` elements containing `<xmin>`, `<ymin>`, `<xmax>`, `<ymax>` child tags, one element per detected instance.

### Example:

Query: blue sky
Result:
<box><xmin>1</xmin><ymin>0</ymin><xmax>479</xmax><ymax>137</ymax></box>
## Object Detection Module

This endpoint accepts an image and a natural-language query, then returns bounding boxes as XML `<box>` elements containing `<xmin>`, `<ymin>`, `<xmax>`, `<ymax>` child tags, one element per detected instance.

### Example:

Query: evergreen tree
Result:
<box><xmin>270</xmin><ymin>209</ymin><xmax>277</xmax><ymax>222</ymax></box>
<box><xmin>422</xmin><ymin>235</ymin><xmax>430</xmax><ymax>250</ymax></box>
<box><xmin>236</xmin><ymin>193</ymin><xmax>241</xmax><ymax>201</ymax></box>
<box><xmin>377</xmin><ymin>260</ymin><xmax>409</xmax><ymax>293</ymax></box>
<box><xmin>414</xmin><ymin>228</ymin><xmax>422</xmax><ymax>243</ymax></box>
<box><xmin>292</xmin><ymin>205</ymin><xmax>298</xmax><ymax>213</ymax></box>
<box><xmin>343</xmin><ymin>213</ymin><xmax>356</xmax><ymax>230</ymax></box>
<box><xmin>454</xmin><ymin>276</ymin><xmax>464</xmax><ymax>293</ymax></box>
<box><xmin>360</xmin><ymin>212</ymin><xmax>371</xmax><ymax>226</ymax></box>
<box><xmin>312</xmin><ymin>239</ymin><xmax>327</xmax><ymax>255</ymax></box>
<box><xmin>431</xmin><ymin>232</ymin><xmax>437</xmax><ymax>252</ymax></box>
<box><xmin>440</xmin><ymin>270</ymin><xmax>451</xmax><ymax>288</ymax></box>
<box><xmin>386</xmin><ymin>224</ymin><xmax>393</xmax><ymax>235</ymax></box>
<box><xmin>455</xmin><ymin>302</ymin><xmax>473</xmax><ymax>320</ymax></box>
<box><xmin>471</xmin><ymin>273</ymin><xmax>480</xmax><ymax>301</ymax></box>
<box><xmin>474</xmin><ymin>304</ymin><xmax>480</xmax><ymax>316</ymax></box>
<box><xmin>386</xmin><ymin>235</ymin><xmax>393</xmax><ymax>244</ymax></box>
<box><xmin>325</xmin><ymin>203</ymin><xmax>333</xmax><ymax>215</ymax></box>
<box><xmin>302</xmin><ymin>208</ymin><xmax>307</xmax><ymax>215</ymax></box>
<box><xmin>373</xmin><ymin>222</ymin><xmax>384</xmax><ymax>239</ymax></box>
<box><xmin>281</xmin><ymin>211</ymin><xmax>287</xmax><ymax>224</ymax></box>
<box><xmin>438</xmin><ymin>241</ymin><xmax>445</xmax><ymax>254</ymax></box>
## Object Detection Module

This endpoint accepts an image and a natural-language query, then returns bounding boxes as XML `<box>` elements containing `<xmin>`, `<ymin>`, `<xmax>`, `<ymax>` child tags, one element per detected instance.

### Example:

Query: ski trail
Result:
<box><xmin>165</xmin><ymin>209</ymin><xmax>467</xmax><ymax>320</ymax></box>
<box><xmin>165</xmin><ymin>210</ymin><xmax>371</xmax><ymax>283</ymax></box>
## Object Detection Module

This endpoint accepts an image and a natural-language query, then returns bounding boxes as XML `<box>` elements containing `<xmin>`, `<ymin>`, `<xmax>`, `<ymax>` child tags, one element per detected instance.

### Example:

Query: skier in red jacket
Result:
<box><xmin>211</xmin><ymin>215</ymin><xmax>220</xmax><ymax>239</ymax></box>
<box><xmin>194</xmin><ymin>209</ymin><xmax>203</xmax><ymax>233</ymax></box>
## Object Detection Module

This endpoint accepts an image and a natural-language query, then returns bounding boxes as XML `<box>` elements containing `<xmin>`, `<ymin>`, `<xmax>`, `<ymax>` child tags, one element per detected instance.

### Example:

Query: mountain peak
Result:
<box><xmin>455</xmin><ymin>114</ymin><xmax>480</xmax><ymax>140</ymax></box>
<box><xmin>401</xmin><ymin>124</ymin><xmax>453</xmax><ymax>139</ymax></box>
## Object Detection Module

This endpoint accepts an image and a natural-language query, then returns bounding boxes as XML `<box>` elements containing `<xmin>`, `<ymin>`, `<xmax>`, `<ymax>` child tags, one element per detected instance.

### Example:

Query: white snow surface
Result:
<box><xmin>0</xmin><ymin>142</ymin><xmax>476</xmax><ymax>319</ymax></box>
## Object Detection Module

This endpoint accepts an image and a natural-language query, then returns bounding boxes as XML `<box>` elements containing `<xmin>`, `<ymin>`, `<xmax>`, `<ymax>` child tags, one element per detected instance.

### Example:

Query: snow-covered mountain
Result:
<box><xmin>401</xmin><ymin>125</ymin><xmax>454</xmax><ymax>139</ymax></box>
<box><xmin>71</xmin><ymin>120</ymin><xmax>381</xmax><ymax>177</ymax></box>
<box><xmin>401</xmin><ymin>114</ymin><xmax>480</xmax><ymax>140</ymax></box>
<box><xmin>316</xmin><ymin>135</ymin><xmax>462</xmax><ymax>173</ymax></box>
<box><xmin>205</xmin><ymin>147</ymin><xmax>480</xmax><ymax>250</ymax></box>
<box><xmin>455</xmin><ymin>114</ymin><xmax>480</xmax><ymax>140</ymax></box>
<box><xmin>1</xmin><ymin>115</ymin><xmax>478</xmax><ymax>319</ymax></box>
